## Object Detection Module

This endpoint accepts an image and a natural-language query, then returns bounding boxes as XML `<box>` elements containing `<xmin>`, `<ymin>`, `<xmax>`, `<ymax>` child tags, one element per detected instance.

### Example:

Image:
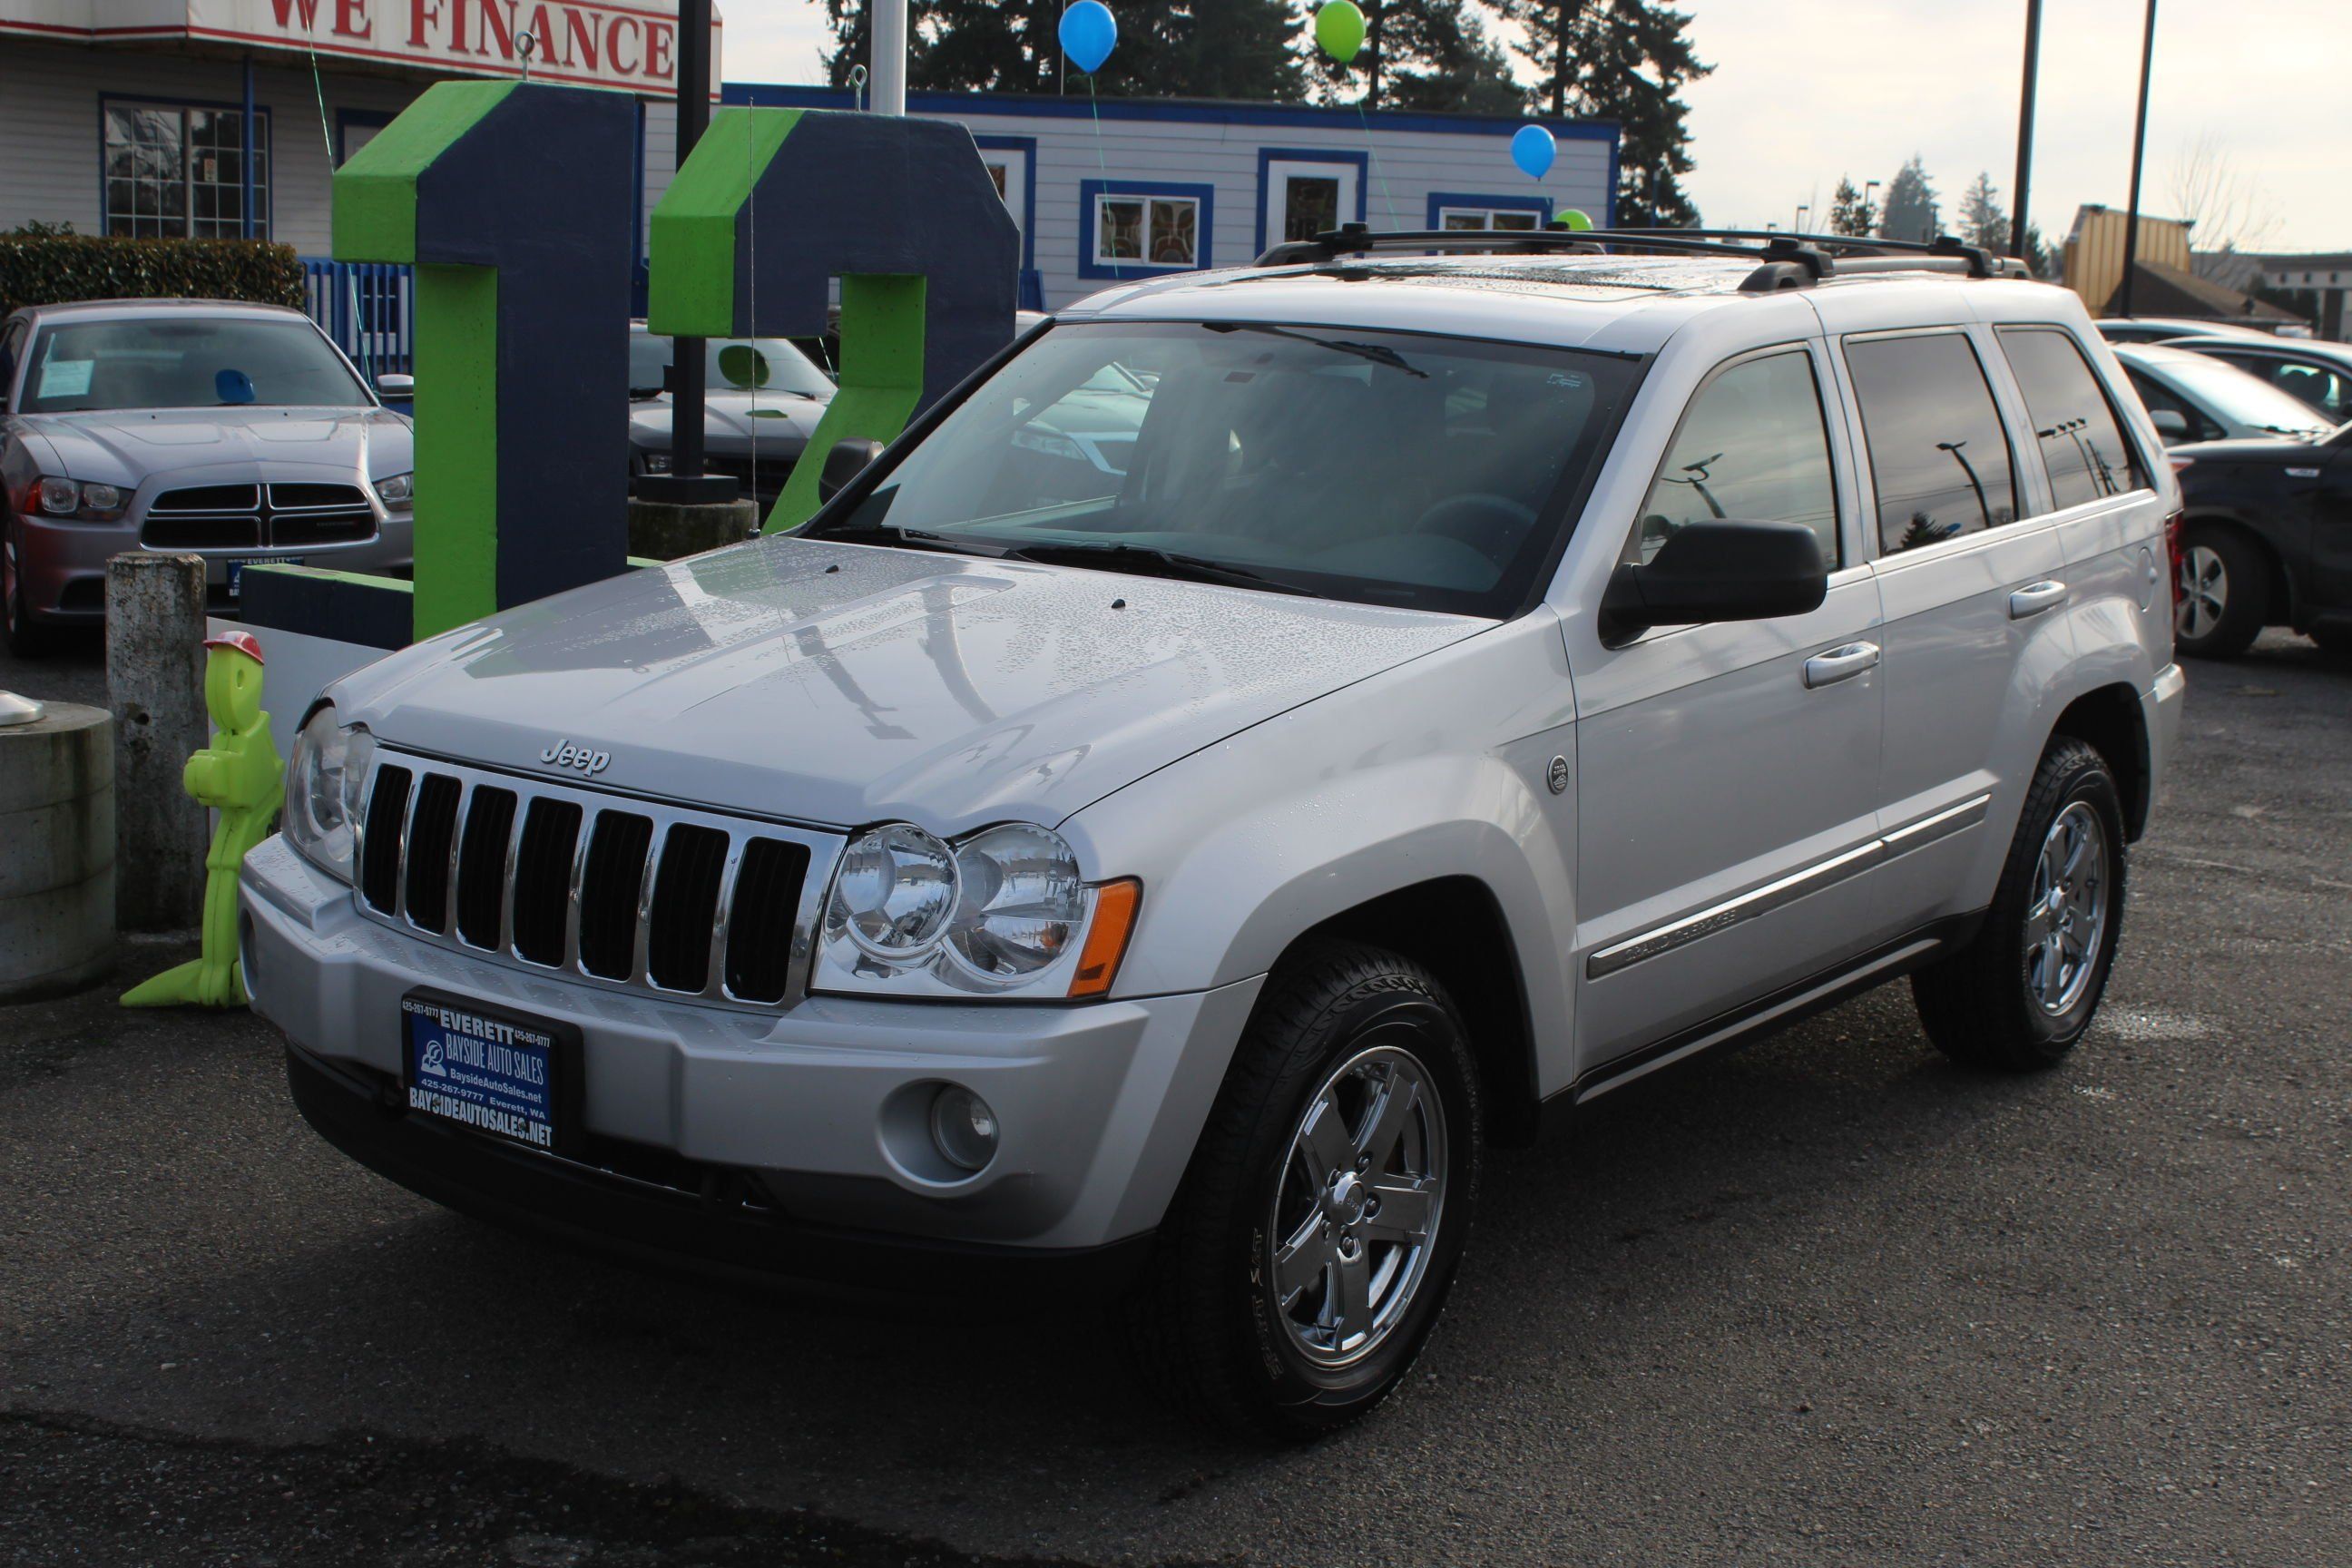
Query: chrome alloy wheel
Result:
<box><xmin>2025</xmin><ymin>801</ymin><xmax>2110</xmax><ymax>1015</ymax></box>
<box><xmin>2177</xmin><ymin>544</ymin><xmax>2227</xmax><ymax>642</ymax></box>
<box><xmin>1268</xmin><ymin>1044</ymin><xmax>1447</xmax><ymax>1368</ymax></box>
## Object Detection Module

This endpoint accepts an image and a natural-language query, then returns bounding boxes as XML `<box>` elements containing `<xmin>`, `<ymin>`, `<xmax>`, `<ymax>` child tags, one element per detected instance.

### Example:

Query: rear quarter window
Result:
<box><xmin>1842</xmin><ymin>331</ymin><xmax>2020</xmax><ymax>556</ymax></box>
<box><xmin>1995</xmin><ymin>326</ymin><xmax>2151</xmax><ymax>509</ymax></box>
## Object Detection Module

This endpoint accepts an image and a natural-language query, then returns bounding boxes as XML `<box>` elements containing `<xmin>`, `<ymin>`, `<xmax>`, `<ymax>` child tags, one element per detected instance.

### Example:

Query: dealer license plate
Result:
<box><xmin>400</xmin><ymin>993</ymin><xmax>573</xmax><ymax>1152</ymax></box>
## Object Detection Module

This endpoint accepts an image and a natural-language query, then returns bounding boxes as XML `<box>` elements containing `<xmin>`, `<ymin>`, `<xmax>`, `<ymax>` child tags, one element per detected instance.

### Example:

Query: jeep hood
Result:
<box><xmin>330</xmin><ymin>537</ymin><xmax>1485</xmax><ymax>833</ymax></box>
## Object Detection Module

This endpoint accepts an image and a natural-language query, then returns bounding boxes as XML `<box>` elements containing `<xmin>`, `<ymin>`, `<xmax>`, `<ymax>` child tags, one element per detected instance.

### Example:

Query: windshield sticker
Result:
<box><xmin>38</xmin><ymin>358</ymin><xmax>94</xmax><ymax>398</ymax></box>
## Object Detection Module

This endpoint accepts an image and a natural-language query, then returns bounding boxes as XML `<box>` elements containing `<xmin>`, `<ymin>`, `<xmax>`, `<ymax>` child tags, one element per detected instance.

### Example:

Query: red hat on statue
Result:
<box><xmin>201</xmin><ymin>629</ymin><xmax>266</xmax><ymax>665</ymax></box>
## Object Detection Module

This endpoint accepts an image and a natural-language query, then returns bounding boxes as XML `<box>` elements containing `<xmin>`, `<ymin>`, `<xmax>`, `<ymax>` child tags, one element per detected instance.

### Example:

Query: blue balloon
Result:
<box><xmin>1511</xmin><ymin>124</ymin><xmax>1556</xmax><ymax>181</ymax></box>
<box><xmin>1060</xmin><ymin>1</ymin><xmax>1117</xmax><ymax>74</ymax></box>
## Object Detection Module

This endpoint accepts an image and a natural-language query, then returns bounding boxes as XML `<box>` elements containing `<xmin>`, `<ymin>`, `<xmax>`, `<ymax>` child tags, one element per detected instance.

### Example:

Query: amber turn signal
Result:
<box><xmin>1067</xmin><ymin>878</ymin><xmax>1142</xmax><ymax>998</ymax></box>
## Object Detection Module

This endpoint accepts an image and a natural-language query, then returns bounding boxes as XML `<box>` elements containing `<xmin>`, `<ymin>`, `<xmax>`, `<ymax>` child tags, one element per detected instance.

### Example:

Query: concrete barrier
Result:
<box><xmin>0</xmin><ymin>701</ymin><xmax>113</xmax><ymax>1000</ymax></box>
<box><xmin>106</xmin><ymin>553</ymin><xmax>208</xmax><ymax>932</ymax></box>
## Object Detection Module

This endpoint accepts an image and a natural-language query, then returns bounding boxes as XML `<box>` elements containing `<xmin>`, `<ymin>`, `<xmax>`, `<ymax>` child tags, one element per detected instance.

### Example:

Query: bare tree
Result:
<box><xmin>2169</xmin><ymin>131</ymin><xmax>2281</xmax><ymax>279</ymax></box>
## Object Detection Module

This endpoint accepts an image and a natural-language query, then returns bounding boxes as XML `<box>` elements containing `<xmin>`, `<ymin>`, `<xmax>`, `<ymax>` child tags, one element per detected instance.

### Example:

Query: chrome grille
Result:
<box><xmin>354</xmin><ymin>750</ymin><xmax>833</xmax><ymax>1010</ymax></box>
<box><xmin>142</xmin><ymin>481</ymin><xmax>376</xmax><ymax>551</ymax></box>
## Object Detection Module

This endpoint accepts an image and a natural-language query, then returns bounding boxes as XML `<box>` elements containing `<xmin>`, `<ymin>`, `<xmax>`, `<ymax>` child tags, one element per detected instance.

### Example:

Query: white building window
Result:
<box><xmin>104</xmin><ymin>103</ymin><xmax>271</xmax><ymax>240</ymax></box>
<box><xmin>1437</xmin><ymin>206</ymin><xmax>1542</xmax><ymax>232</ymax></box>
<box><xmin>1096</xmin><ymin>194</ymin><xmax>1199</xmax><ymax>268</ymax></box>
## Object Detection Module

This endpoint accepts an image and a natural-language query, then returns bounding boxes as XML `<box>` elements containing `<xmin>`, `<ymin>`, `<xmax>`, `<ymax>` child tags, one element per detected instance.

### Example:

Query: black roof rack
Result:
<box><xmin>1252</xmin><ymin>224</ymin><xmax>2032</xmax><ymax>290</ymax></box>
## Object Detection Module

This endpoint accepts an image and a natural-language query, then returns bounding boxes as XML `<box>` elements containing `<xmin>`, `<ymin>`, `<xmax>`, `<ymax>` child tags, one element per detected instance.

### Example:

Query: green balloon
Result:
<box><xmin>1315</xmin><ymin>0</ymin><xmax>1365</xmax><ymax>64</ymax></box>
<box><xmin>1552</xmin><ymin>208</ymin><xmax>1594</xmax><ymax>231</ymax></box>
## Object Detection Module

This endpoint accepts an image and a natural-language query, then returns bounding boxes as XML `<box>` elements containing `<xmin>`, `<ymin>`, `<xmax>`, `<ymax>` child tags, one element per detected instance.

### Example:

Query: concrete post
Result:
<box><xmin>626</xmin><ymin>495</ymin><xmax>762</xmax><ymax>561</ymax></box>
<box><xmin>0</xmin><ymin>701</ymin><xmax>114</xmax><ymax>1000</ymax></box>
<box><xmin>106</xmin><ymin>553</ymin><xmax>209</xmax><ymax>932</ymax></box>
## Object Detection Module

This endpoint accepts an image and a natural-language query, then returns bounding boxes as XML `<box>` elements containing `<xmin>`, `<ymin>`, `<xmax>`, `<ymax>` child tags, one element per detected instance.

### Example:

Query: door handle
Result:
<box><xmin>1803</xmin><ymin>641</ymin><xmax>1880</xmax><ymax>689</ymax></box>
<box><xmin>2008</xmin><ymin>580</ymin><xmax>2069</xmax><ymax>618</ymax></box>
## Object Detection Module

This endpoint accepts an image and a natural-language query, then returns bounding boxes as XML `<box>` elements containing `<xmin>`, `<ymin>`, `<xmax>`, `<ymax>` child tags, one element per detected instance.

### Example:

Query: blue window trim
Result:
<box><xmin>335</xmin><ymin>108</ymin><xmax>397</xmax><ymax>168</ymax></box>
<box><xmin>1425</xmin><ymin>191</ymin><xmax>1554</xmax><ymax>229</ymax></box>
<box><xmin>725</xmin><ymin>83</ymin><xmax>1619</xmax><ymax>147</ymax></box>
<box><xmin>1079</xmin><ymin>178</ymin><xmax>1214</xmax><ymax>281</ymax></box>
<box><xmin>1253</xmin><ymin>147</ymin><xmax>1368</xmax><ymax>257</ymax></box>
<box><xmin>972</xmin><ymin>133</ymin><xmax>1039</xmax><ymax>275</ymax></box>
<box><xmin>97</xmin><ymin>93</ymin><xmax>277</xmax><ymax>240</ymax></box>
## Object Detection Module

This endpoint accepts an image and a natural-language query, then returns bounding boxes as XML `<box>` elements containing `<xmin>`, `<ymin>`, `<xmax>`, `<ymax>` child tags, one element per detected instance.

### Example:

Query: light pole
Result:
<box><xmin>1864</xmin><ymin>180</ymin><xmax>1880</xmax><ymax>236</ymax></box>
<box><xmin>2118</xmin><ymin>0</ymin><xmax>2158</xmax><ymax>318</ymax></box>
<box><xmin>1795</xmin><ymin>203</ymin><xmax>1810</xmax><ymax>233</ymax></box>
<box><xmin>2013</xmin><ymin>0</ymin><xmax>2043</xmax><ymax>263</ymax></box>
<box><xmin>637</xmin><ymin>0</ymin><xmax>736</xmax><ymax>506</ymax></box>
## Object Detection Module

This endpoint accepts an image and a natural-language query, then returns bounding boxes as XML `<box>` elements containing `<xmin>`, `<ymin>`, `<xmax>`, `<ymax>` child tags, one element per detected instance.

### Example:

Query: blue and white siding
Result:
<box><xmin>724</xmin><ymin>85</ymin><xmax>1619</xmax><ymax>311</ymax></box>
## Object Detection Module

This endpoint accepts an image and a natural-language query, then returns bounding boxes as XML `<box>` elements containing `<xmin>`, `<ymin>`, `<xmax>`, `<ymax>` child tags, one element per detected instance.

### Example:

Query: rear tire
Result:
<box><xmin>2173</xmin><ymin>524</ymin><xmax>2267</xmax><ymax>661</ymax></box>
<box><xmin>3</xmin><ymin>514</ymin><xmax>55</xmax><ymax>659</ymax></box>
<box><xmin>1912</xmin><ymin>739</ymin><xmax>2126</xmax><ymax>1071</ymax></box>
<box><xmin>1122</xmin><ymin>940</ymin><xmax>1481</xmax><ymax>1441</ymax></box>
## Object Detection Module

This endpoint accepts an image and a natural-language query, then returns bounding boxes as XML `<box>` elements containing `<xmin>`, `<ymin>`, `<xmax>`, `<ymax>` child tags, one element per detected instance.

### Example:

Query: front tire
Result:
<box><xmin>1123</xmin><ymin>940</ymin><xmax>1481</xmax><ymax>1440</ymax></box>
<box><xmin>1913</xmin><ymin>739</ymin><xmax>2126</xmax><ymax>1071</ymax></box>
<box><xmin>2173</xmin><ymin>524</ymin><xmax>2268</xmax><ymax>661</ymax></box>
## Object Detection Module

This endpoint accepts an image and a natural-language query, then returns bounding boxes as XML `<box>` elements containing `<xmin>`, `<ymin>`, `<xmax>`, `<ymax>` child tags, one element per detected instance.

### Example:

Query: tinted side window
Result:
<box><xmin>1627</xmin><ymin>349</ymin><xmax>1840</xmax><ymax>568</ymax></box>
<box><xmin>1845</xmin><ymin>332</ymin><xmax>2019</xmax><ymax>555</ymax></box>
<box><xmin>1995</xmin><ymin>327</ymin><xmax>2151</xmax><ymax>509</ymax></box>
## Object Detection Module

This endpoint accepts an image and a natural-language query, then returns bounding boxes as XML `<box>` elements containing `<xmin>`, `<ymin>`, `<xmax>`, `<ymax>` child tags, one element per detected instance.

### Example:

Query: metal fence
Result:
<box><xmin>300</xmin><ymin>259</ymin><xmax>413</xmax><ymax>380</ymax></box>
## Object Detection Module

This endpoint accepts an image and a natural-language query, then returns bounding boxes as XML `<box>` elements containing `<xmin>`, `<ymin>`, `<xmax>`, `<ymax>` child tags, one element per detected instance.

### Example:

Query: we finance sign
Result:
<box><xmin>191</xmin><ymin>0</ymin><xmax>720</xmax><ymax>94</ymax></box>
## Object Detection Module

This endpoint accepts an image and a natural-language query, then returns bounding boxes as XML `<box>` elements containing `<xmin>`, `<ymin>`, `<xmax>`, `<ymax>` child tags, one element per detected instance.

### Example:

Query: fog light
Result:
<box><xmin>929</xmin><ymin>1084</ymin><xmax>998</xmax><ymax>1172</ymax></box>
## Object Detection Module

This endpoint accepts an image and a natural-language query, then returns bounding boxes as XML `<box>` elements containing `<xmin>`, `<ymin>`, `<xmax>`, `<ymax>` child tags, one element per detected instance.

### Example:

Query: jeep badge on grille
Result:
<box><xmin>540</xmin><ymin>740</ymin><xmax>612</xmax><ymax>776</ymax></box>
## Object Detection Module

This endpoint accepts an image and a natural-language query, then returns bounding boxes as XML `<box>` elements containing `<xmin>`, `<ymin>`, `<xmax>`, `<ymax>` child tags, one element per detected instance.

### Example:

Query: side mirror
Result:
<box><xmin>2148</xmin><ymin>407</ymin><xmax>2189</xmax><ymax>443</ymax></box>
<box><xmin>1600</xmin><ymin>519</ymin><xmax>1828</xmax><ymax>645</ymax></box>
<box><xmin>376</xmin><ymin>372</ymin><xmax>415</xmax><ymax>397</ymax></box>
<box><xmin>818</xmin><ymin>437</ymin><xmax>885</xmax><ymax>502</ymax></box>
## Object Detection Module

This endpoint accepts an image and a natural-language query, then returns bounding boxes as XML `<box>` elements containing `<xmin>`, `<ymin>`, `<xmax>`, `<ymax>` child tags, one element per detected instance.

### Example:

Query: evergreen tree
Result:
<box><xmin>1878</xmin><ymin>155</ymin><xmax>1940</xmax><ymax>242</ymax></box>
<box><xmin>1501</xmin><ymin>0</ymin><xmax>1710</xmax><ymax>227</ymax></box>
<box><xmin>1957</xmin><ymin>172</ymin><xmax>2009</xmax><ymax>253</ymax></box>
<box><xmin>824</xmin><ymin>0</ymin><xmax>1302</xmax><ymax>101</ymax></box>
<box><xmin>1314</xmin><ymin>0</ymin><xmax>1523</xmax><ymax>114</ymax></box>
<box><xmin>1827</xmin><ymin>176</ymin><xmax>1877</xmax><ymax>238</ymax></box>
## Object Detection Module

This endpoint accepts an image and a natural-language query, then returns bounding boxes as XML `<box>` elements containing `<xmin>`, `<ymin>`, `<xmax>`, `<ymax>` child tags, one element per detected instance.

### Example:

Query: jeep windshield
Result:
<box><xmin>808</xmin><ymin>320</ymin><xmax>1637</xmax><ymax>617</ymax></box>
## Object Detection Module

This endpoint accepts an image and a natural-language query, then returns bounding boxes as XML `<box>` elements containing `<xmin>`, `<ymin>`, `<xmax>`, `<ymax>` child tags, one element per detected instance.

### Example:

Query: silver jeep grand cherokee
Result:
<box><xmin>243</xmin><ymin>231</ymin><xmax>2185</xmax><ymax>1438</ymax></box>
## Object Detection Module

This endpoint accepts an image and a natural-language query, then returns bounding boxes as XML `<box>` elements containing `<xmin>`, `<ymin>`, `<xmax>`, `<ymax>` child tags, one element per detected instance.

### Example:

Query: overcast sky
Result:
<box><xmin>720</xmin><ymin>0</ymin><xmax>2348</xmax><ymax>252</ymax></box>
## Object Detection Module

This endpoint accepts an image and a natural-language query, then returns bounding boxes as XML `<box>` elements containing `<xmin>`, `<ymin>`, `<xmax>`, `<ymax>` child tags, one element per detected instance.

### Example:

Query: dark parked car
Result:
<box><xmin>626</xmin><ymin>325</ymin><xmax>834</xmax><ymax>511</ymax></box>
<box><xmin>2162</xmin><ymin>335</ymin><xmax>2352</xmax><ymax>426</ymax></box>
<box><xmin>2169</xmin><ymin>423</ymin><xmax>2352</xmax><ymax>659</ymax></box>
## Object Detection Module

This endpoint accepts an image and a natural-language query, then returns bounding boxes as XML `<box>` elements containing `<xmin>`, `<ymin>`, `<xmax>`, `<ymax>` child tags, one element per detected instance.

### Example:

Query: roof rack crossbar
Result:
<box><xmin>1603</xmin><ymin>228</ymin><xmax>2029</xmax><ymax>279</ymax></box>
<box><xmin>1255</xmin><ymin>224</ymin><xmax>1837</xmax><ymax>282</ymax></box>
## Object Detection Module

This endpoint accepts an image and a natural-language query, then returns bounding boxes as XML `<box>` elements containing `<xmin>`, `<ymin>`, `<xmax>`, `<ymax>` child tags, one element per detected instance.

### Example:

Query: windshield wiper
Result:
<box><xmin>1206</xmin><ymin>322</ymin><xmax>1429</xmax><ymax>379</ymax></box>
<box><xmin>1000</xmin><ymin>542</ymin><xmax>1316</xmax><ymax>594</ymax></box>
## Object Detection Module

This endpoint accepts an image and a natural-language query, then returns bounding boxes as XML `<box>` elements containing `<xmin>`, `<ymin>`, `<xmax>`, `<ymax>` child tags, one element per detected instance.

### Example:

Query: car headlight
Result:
<box><xmin>373</xmin><ymin>471</ymin><xmax>414</xmax><ymax>506</ymax></box>
<box><xmin>283</xmin><ymin>705</ymin><xmax>373</xmax><ymax>883</ymax></box>
<box><xmin>815</xmin><ymin>822</ymin><xmax>1139</xmax><ymax>998</ymax></box>
<box><xmin>34</xmin><ymin>476</ymin><xmax>127</xmax><ymax>521</ymax></box>
<box><xmin>641</xmin><ymin>451</ymin><xmax>672</xmax><ymax>474</ymax></box>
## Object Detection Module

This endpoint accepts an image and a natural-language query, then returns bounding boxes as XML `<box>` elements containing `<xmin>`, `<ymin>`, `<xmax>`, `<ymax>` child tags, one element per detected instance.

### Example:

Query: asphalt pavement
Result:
<box><xmin>3</xmin><ymin>627</ymin><xmax>2347</xmax><ymax>1567</ymax></box>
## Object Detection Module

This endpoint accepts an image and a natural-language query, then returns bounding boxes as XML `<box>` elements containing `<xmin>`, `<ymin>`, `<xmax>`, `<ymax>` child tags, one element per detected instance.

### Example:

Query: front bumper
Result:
<box><xmin>16</xmin><ymin>511</ymin><xmax>413</xmax><ymax>623</ymax></box>
<box><xmin>240</xmin><ymin>838</ymin><xmax>1262</xmax><ymax>1278</ymax></box>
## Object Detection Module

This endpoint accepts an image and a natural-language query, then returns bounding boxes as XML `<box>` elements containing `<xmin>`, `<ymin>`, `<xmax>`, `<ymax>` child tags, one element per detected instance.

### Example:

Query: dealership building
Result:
<box><xmin>0</xmin><ymin>3</ymin><xmax>1620</xmax><ymax>330</ymax></box>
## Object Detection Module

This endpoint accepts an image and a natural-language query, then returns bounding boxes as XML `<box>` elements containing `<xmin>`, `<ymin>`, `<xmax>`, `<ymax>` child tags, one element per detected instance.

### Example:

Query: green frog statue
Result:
<box><xmin>122</xmin><ymin>630</ymin><xmax>283</xmax><ymax>1009</ymax></box>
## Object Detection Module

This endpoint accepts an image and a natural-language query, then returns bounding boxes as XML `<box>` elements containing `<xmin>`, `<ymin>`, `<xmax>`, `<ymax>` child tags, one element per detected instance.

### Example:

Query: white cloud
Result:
<box><xmin>714</xmin><ymin>0</ymin><xmax>2348</xmax><ymax>252</ymax></box>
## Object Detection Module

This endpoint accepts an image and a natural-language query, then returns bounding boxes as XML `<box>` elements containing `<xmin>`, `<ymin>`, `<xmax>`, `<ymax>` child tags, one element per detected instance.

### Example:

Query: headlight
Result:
<box><xmin>34</xmin><ymin>476</ymin><xmax>126</xmax><ymax>521</ymax></box>
<box><xmin>641</xmin><ymin>451</ymin><xmax>672</xmax><ymax>474</ymax></box>
<box><xmin>943</xmin><ymin>823</ymin><xmax>1085</xmax><ymax>983</ymax></box>
<box><xmin>283</xmin><ymin>705</ymin><xmax>373</xmax><ymax>883</ymax></box>
<box><xmin>373</xmin><ymin>471</ymin><xmax>414</xmax><ymax>506</ymax></box>
<box><xmin>814</xmin><ymin>822</ymin><xmax>1137</xmax><ymax>998</ymax></box>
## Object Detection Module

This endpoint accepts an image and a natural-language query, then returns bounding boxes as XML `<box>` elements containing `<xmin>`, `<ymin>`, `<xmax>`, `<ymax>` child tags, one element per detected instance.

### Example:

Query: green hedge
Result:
<box><xmin>0</xmin><ymin>235</ymin><xmax>306</xmax><ymax>318</ymax></box>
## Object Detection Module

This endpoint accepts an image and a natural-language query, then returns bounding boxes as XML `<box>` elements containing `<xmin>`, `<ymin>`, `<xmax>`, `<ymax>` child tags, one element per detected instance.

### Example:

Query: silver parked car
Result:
<box><xmin>0</xmin><ymin>298</ymin><xmax>413</xmax><ymax>655</ymax></box>
<box><xmin>2112</xmin><ymin>341</ymin><xmax>2337</xmax><ymax>446</ymax></box>
<box><xmin>246</xmin><ymin>232</ymin><xmax>2184</xmax><ymax>1437</ymax></box>
<box><xmin>626</xmin><ymin>324</ymin><xmax>833</xmax><ymax>510</ymax></box>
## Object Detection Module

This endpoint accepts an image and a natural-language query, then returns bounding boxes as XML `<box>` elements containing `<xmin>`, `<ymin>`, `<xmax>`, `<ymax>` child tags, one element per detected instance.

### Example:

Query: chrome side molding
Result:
<box><xmin>1586</xmin><ymin>793</ymin><xmax>1992</xmax><ymax>979</ymax></box>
